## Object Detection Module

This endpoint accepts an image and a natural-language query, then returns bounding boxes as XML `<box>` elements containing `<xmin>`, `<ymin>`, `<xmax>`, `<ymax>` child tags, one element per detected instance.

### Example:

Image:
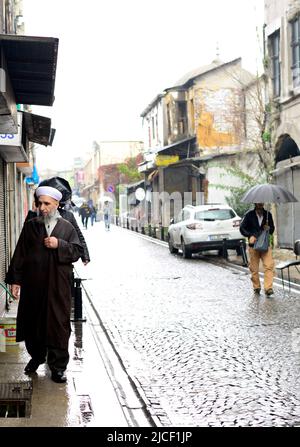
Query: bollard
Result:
<box><xmin>240</xmin><ymin>239</ymin><xmax>248</xmax><ymax>266</ymax></box>
<box><xmin>71</xmin><ymin>278</ymin><xmax>87</xmax><ymax>322</ymax></box>
<box><xmin>222</xmin><ymin>238</ymin><xmax>228</xmax><ymax>259</ymax></box>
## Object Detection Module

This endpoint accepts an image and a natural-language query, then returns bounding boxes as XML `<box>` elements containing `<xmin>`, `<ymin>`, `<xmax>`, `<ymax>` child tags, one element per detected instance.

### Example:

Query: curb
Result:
<box><xmin>78</xmin><ymin>275</ymin><xmax>169</xmax><ymax>427</ymax></box>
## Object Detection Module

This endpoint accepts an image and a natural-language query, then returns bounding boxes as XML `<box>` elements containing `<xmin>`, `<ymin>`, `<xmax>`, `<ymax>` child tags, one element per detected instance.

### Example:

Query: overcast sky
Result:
<box><xmin>23</xmin><ymin>0</ymin><xmax>264</xmax><ymax>171</ymax></box>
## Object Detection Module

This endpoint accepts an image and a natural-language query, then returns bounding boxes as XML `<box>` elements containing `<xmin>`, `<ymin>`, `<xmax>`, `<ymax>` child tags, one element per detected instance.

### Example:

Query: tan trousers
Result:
<box><xmin>248</xmin><ymin>247</ymin><xmax>275</xmax><ymax>291</ymax></box>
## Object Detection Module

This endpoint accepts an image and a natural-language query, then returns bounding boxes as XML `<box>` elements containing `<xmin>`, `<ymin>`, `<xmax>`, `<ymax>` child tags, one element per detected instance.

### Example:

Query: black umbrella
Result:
<box><xmin>241</xmin><ymin>183</ymin><xmax>298</xmax><ymax>204</ymax></box>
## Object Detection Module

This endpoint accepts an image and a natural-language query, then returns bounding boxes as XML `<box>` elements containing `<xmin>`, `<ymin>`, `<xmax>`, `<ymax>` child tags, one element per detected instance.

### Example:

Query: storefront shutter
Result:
<box><xmin>0</xmin><ymin>157</ymin><xmax>8</xmax><ymax>315</ymax></box>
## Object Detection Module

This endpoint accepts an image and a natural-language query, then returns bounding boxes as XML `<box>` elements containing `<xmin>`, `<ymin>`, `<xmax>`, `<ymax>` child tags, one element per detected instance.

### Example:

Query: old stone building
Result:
<box><xmin>139</xmin><ymin>57</ymin><xmax>261</xmax><ymax>228</ymax></box>
<box><xmin>264</xmin><ymin>0</ymin><xmax>300</xmax><ymax>247</ymax></box>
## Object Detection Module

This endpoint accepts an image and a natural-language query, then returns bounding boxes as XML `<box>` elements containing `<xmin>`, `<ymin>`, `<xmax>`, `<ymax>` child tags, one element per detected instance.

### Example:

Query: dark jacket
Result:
<box><xmin>25</xmin><ymin>208</ymin><xmax>90</xmax><ymax>263</ymax></box>
<box><xmin>240</xmin><ymin>208</ymin><xmax>275</xmax><ymax>247</ymax></box>
<box><xmin>6</xmin><ymin>217</ymin><xmax>83</xmax><ymax>348</ymax></box>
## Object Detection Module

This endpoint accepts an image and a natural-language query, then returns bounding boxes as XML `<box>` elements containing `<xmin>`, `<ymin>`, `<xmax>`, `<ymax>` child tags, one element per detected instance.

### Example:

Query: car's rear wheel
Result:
<box><xmin>181</xmin><ymin>239</ymin><xmax>192</xmax><ymax>259</ymax></box>
<box><xmin>168</xmin><ymin>235</ymin><xmax>178</xmax><ymax>254</ymax></box>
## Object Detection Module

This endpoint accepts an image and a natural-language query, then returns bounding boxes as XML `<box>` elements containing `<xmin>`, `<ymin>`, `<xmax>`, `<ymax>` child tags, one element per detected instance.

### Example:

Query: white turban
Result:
<box><xmin>35</xmin><ymin>186</ymin><xmax>62</xmax><ymax>202</ymax></box>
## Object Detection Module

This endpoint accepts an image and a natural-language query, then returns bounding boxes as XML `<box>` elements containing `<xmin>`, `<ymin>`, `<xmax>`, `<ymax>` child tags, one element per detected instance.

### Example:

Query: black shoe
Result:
<box><xmin>265</xmin><ymin>289</ymin><xmax>274</xmax><ymax>296</ymax></box>
<box><xmin>24</xmin><ymin>359</ymin><xmax>40</xmax><ymax>373</ymax></box>
<box><xmin>51</xmin><ymin>371</ymin><xmax>67</xmax><ymax>383</ymax></box>
<box><xmin>253</xmin><ymin>288</ymin><xmax>261</xmax><ymax>294</ymax></box>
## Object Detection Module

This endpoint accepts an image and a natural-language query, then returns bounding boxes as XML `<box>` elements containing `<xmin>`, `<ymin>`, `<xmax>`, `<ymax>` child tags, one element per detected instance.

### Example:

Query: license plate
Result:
<box><xmin>209</xmin><ymin>234</ymin><xmax>229</xmax><ymax>241</ymax></box>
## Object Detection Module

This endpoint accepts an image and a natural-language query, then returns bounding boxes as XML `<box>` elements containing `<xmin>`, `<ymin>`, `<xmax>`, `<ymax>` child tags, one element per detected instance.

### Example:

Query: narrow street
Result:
<box><xmin>75</xmin><ymin>220</ymin><xmax>300</xmax><ymax>427</ymax></box>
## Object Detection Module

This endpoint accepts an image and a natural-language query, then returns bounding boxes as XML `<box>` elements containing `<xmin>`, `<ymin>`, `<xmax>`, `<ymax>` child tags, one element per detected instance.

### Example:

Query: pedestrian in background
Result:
<box><xmin>6</xmin><ymin>186</ymin><xmax>83</xmax><ymax>383</ymax></box>
<box><xmin>88</xmin><ymin>201</ymin><xmax>97</xmax><ymax>226</ymax></box>
<box><xmin>240</xmin><ymin>203</ymin><xmax>275</xmax><ymax>296</ymax></box>
<box><xmin>103</xmin><ymin>201</ymin><xmax>111</xmax><ymax>230</ymax></box>
<box><xmin>90</xmin><ymin>204</ymin><xmax>97</xmax><ymax>226</ymax></box>
<box><xmin>79</xmin><ymin>202</ymin><xmax>91</xmax><ymax>229</ymax></box>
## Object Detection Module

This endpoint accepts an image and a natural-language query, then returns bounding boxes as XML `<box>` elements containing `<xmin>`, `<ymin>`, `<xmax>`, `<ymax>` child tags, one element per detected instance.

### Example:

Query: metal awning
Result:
<box><xmin>0</xmin><ymin>35</ymin><xmax>59</xmax><ymax>106</ymax></box>
<box><xmin>157</xmin><ymin>136</ymin><xmax>196</xmax><ymax>156</ymax></box>
<box><xmin>16</xmin><ymin>162</ymin><xmax>33</xmax><ymax>175</ymax></box>
<box><xmin>125</xmin><ymin>179</ymin><xmax>145</xmax><ymax>192</ymax></box>
<box><xmin>23</xmin><ymin>111</ymin><xmax>51</xmax><ymax>146</ymax></box>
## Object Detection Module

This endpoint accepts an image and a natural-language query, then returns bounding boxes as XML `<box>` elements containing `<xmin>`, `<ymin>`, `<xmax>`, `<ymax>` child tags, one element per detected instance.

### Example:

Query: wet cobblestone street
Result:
<box><xmin>76</xmin><ymin>223</ymin><xmax>300</xmax><ymax>427</ymax></box>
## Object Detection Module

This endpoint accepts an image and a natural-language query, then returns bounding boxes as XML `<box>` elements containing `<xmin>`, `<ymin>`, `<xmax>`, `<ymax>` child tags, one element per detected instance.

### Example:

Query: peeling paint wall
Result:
<box><xmin>193</xmin><ymin>85</ymin><xmax>244</xmax><ymax>152</ymax></box>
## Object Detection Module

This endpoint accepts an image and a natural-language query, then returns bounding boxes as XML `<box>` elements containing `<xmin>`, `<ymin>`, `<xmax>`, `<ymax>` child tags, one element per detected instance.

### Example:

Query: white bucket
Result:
<box><xmin>0</xmin><ymin>318</ymin><xmax>18</xmax><ymax>349</ymax></box>
<box><xmin>0</xmin><ymin>327</ymin><xmax>5</xmax><ymax>352</ymax></box>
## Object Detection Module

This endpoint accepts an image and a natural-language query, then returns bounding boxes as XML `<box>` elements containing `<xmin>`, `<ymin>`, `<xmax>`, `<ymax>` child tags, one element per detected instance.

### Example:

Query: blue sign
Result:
<box><xmin>107</xmin><ymin>185</ymin><xmax>115</xmax><ymax>193</ymax></box>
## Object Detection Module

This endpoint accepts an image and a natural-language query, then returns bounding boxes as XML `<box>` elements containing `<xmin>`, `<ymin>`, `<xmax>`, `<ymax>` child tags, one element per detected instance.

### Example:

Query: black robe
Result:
<box><xmin>25</xmin><ymin>208</ymin><xmax>90</xmax><ymax>263</ymax></box>
<box><xmin>5</xmin><ymin>217</ymin><xmax>83</xmax><ymax>349</ymax></box>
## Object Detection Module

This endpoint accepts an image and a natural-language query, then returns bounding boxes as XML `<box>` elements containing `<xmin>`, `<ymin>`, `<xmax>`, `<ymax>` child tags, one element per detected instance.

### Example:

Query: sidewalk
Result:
<box><xmin>224</xmin><ymin>245</ymin><xmax>300</xmax><ymax>285</ymax></box>
<box><xmin>0</xmin><ymin>297</ymin><xmax>130</xmax><ymax>427</ymax></box>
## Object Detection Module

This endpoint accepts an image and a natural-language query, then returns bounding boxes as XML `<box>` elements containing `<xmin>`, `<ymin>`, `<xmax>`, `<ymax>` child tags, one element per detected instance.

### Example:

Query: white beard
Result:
<box><xmin>42</xmin><ymin>208</ymin><xmax>59</xmax><ymax>225</ymax></box>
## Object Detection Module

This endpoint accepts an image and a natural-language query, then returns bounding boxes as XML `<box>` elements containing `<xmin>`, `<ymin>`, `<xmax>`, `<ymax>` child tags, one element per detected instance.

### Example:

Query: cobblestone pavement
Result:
<box><xmin>76</xmin><ymin>221</ymin><xmax>300</xmax><ymax>427</ymax></box>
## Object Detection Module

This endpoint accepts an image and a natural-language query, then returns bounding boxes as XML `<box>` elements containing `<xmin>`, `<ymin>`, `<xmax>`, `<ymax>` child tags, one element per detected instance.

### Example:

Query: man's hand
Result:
<box><xmin>11</xmin><ymin>284</ymin><xmax>20</xmax><ymax>300</ymax></box>
<box><xmin>249</xmin><ymin>236</ymin><xmax>257</xmax><ymax>244</ymax></box>
<box><xmin>44</xmin><ymin>236</ymin><xmax>58</xmax><ymax>249</ymax></box>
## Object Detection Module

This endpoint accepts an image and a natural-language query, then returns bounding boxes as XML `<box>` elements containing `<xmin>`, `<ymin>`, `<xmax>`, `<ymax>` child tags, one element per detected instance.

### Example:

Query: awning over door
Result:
<box><xmin>0</xmin><ymin>35</ymin><xmax>59</xmax><ymax>106</ymax></box>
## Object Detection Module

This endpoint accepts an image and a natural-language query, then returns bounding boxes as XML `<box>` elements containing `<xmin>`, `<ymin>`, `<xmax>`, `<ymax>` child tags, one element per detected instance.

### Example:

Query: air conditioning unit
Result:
<box><xmin>0</xmin><ymin>111</ymin><xmax>28</xmax><ymax>162</ymax></box>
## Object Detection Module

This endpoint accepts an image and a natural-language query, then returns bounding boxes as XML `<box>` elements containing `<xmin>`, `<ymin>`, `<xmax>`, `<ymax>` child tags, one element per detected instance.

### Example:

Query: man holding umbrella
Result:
<box><xmin>240</xmin><ymin>203</ymin><xmax>275</xmax><ymax>296</ymax></box>
<box><xmin>240</xmin><ymin>183</ymin><xmax>298</xmax><ymax>296</ymax></box>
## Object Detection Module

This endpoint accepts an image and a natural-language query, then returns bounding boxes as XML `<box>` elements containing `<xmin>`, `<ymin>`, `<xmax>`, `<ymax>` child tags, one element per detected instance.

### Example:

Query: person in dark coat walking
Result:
<box><xmin>79</xmin><ymin>202</ymin><xmax>91</xmax><ymax>229</ymax></box>
<box><xmin>6</xmin><ymin>186</ymin><xmax>84</xmax><ymax>383</ymax></box>
<box><xmin>240</xmin><ymin>203</ymin><xmax>275</xmax><ymax>296</ymax></box>
<box><xmin>26</xmin><ymin>177</ymin><xmax>90</xmax><ymax>265</ymax></box>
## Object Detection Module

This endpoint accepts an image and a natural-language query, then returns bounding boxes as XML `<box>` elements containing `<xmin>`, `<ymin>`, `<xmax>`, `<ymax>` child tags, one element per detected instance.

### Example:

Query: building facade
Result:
<box><xmin>0</xmin><ymin>3</ymin><xmax>58</xmax><ymax>316</ymax></box>
<box><xmin>139</xmin><ymin>58</ymin><xmax>260</xmax><ymax>228</ymax></box>
<box><xmin>265</xmin><ymin>0</ymin><xmax>300</xmax><ymax>247</ymax></box>
<box><xmin>78</xmin><ymin>140</ymin><xmax>143</xmax><ymax>208</ymax></box>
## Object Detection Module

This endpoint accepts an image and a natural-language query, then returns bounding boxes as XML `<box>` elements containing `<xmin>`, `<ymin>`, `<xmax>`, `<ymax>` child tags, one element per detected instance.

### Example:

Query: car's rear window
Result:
<box><xmin>194</xmin><ymin>209</ymin><xmax>236</xmax><ymax>221</ymax></box>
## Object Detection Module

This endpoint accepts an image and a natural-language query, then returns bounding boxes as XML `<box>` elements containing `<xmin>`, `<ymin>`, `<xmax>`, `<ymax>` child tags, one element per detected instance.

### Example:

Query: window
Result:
<box><xmin>175</xmin><ymin>210</ymin><xmax>183</xmax><ymax>223</ymax></box>
<box><xmin>269</xmin><ymin>30</ymin><xmax>281</xmax><ymax>97</ymax></box>
<box><xmin>177</xmin><ymin>101</ymin><xmax>187</xmax><ymax>135</ymax></box>
<box><xmin>148</xmin><ymin>125</ymin><xmax>151</xmax><ymax>148</ymax></box>
<box><xmin>194</xmin><ymin>208</ymin><xmax>236</xmax><ymax>221</ymax></box>
<box><xmin>167</xmin><ymin>103</ymin><xmax>172</xmax><ymax>136</ymax></box>
<box><xmin>151</xmin><ymin>116</ymin><xmax>155</xmax><ymax>139</ymax></box>
<box><xmin>291</xmin><ymin>16</ymin><xmax>300</xmax><ymax>87</ymax></box>
<box><xmin>183</xmin><ymin>209</ymin><xmax>190</xmax><ymax>220</ymax></box>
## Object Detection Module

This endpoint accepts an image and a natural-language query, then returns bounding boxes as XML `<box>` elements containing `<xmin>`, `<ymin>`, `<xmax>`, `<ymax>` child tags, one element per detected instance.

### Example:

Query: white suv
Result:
<box><xmin>167</xmin><ymin>204</ymin><xmax>245</xmax><ymax>259</ymax></box>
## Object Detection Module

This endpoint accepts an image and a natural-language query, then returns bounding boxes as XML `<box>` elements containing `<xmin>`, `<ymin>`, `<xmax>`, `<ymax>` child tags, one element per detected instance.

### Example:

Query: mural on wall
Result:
<box><xmin>195</xmin><ymin>87</ymin><xmax>243</xmax><ymax>149</ymax></box>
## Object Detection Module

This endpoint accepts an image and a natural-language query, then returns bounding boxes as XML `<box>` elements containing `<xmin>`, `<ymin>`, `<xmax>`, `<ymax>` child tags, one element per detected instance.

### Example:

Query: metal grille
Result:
<box><xmin>0</xmin><ymin>381</ymin><xmax>32</xmax><ymax>418</ymax></box>
<box><xmin>0</xmin><ymin>400</ymin><xmax>26</xmax><ymax>418</ymax></box>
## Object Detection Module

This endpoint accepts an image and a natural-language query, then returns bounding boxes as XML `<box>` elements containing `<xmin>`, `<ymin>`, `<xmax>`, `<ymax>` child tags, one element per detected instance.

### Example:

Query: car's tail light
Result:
<box><xmin>232</xmin><ymin>219</ymin><xmax>241</xmax><ymax>228</ymax></box>
<box><xmin>186</xmin><ymin>223</ymin><xmax>203</xmax><ymax>230</ymax></box>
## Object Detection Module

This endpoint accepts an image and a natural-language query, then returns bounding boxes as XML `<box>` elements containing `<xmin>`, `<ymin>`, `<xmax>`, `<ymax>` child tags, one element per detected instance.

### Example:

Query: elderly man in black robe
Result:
<box><xmin>5</xmin><ymin>185</ymin><xmax>84</xmax><ymax>383</ymax></box>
